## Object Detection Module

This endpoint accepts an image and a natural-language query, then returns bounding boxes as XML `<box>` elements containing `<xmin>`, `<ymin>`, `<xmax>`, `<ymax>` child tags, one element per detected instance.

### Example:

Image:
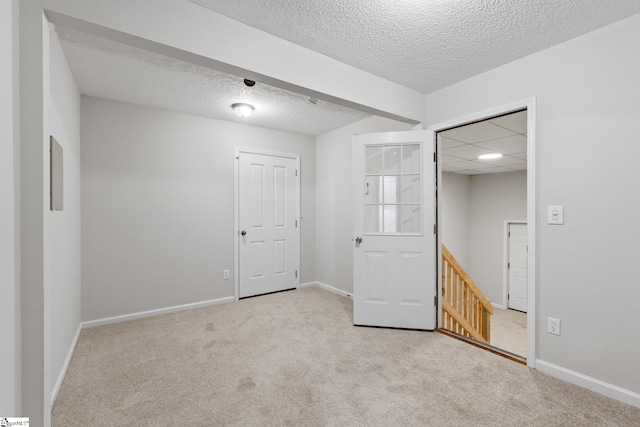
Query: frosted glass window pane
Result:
<box><xmin>402</xmin><ymin>144</ymin><xmax>420</xmax><ymax>174</ymax></box>
<box><xmin>401</xmin><ymin>175</ymin><xmax>420</xmax><ymax>204</ymax></box>
<box><xmin>366</xmin><ymin>147</ymin><xmax>383</xmax><ymax>174</ymax></box>
<box><xmin>365</xmin><ymin>205</ymin><xmax>382</xmax><ymax>233</ymax></box>
<box><xmin>384</xmin><ymin>205</ymin><xmax>401</xmax><ymax>233</ymax></box>
<box><xmin>383</xmin><ymin>146</ymin><xmax>401</xmax><ymax>174</ymax></box>
<box><xmin>401</xmin><ymin>205</ymin><xmax>421</xmax><ymax>233</ymax></box>
<box><xmin>383</xmin><ymin>176</ymin><xmax>401</xmax><ymax>204</ymax></box>
<box><xmin>366</xmin><ymin>176</ymin><xmax>383</xmax><ymax>204</ymax></box>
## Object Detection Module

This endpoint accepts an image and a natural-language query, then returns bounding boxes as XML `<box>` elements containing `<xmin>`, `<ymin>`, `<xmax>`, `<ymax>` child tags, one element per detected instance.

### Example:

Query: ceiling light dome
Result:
<box><xmin>232</xmin><ymin>103</ymin><xmax>255</xmax><ymax>118</ymax></box>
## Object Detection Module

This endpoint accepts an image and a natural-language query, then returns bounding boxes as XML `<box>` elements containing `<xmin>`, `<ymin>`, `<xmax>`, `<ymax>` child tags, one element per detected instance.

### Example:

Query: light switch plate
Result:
<box><xmin>548</xmin><ymin>205</ymin><xmax>564</xmax><ymax>225</ymax></box>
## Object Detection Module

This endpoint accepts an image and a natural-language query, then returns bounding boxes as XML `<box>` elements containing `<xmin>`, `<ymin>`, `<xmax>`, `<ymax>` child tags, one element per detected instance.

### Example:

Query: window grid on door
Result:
<box><xmin>364</xmin><ymin>143</ymin><xmax>421</xmax><ymax>234</ymax></box>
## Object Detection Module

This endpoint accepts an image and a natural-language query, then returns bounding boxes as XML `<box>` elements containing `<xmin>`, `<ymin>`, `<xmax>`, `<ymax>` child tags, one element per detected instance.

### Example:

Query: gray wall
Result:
<box><xmin>441</xmin><ymin>172</ymin><xmax>470</xmax><ymax>270</ymax></box>
<box><xmin>426</xmin><ymin>15</ymin><xmax>640</xmax><ymax>393</ymax></box>
<box><xmin>81</xmin><ymin>97</ymin><xmax>316</xmax><ymax>321</ymax></box>
<box><xmin>44</xmin><ymin>23</ymin><xmax>82</xmax><ymax>404</ymax></box>
<box><xmin>0</xmin><ymin>0</ymin><xmax>20</xmax><ymax>416</ymax></box>
<box><xmin>441</xmin><ymin>171</ymin><xmax>527</xmax><ymax>306</ymax></box>
<box><xmin>469</xmin><ymin>171</ymin><xmax>526</xmax><ymax>305</ymax></box>
<box><xmin>315</xmin><ymin>116</ymin><xmax>413</xmax><ymax>294</ymax></box>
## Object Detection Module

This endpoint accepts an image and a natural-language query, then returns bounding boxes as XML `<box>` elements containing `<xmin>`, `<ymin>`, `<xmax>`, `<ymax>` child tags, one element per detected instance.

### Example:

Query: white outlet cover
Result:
<box><xmin>548</xmin><ymin>317</ymin><xmax>561</xmax><ymax>335</ymax></box>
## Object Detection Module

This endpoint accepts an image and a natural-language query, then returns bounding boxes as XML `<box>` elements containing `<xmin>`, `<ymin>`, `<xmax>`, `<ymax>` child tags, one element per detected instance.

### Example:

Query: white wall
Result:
<box><xmin>315</xmin><ymin>116</ymin><xmax>413</xmax><ymax>294</ymax></box>
<box><xmin>468</xmin><ymin>171</ymin><xmax>526</xmax><ymax>305</ymax></box>
<box><xmin>440</xmin><ymin>172</ymin><xmax>470</xmax><ymax>270</ymax></box>
<box><xmin>44</xmin><ymin>23</ymin><xmax>82</xmax><ymax>405</ymax></box>
<box><xmin>0</xmin><ymin>0</ymin><xmax>20</xmax><ymax>416</ymax></box>
<box><xmin>426</xmin><ymin>15</ymin><xmax>640</xmax><ymax>395</ymax></box>
<box><xmin>81</xmin><ymin>97</ymin><xmax>316</xmax><ymax>321</ymax></box>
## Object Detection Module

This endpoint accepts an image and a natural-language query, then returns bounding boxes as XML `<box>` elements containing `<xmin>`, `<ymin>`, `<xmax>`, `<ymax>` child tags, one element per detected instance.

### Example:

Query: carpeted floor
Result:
<box><xmin>53</xmin><ymin>286</ymin><xmax>640</xmax><ymax>426</ymax></box>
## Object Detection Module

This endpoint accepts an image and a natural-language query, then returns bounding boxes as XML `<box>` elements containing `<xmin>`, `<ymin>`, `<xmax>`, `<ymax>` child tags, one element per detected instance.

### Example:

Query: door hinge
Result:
<box><xmin>434</xmin><ymin>224</ymin><xmax>437</xmax><ymax>234</ymax></box>
<box><xmin>433</xmin><ymin>152</ymin><xmax>437</xmax><ymax>162</ymax></box>
<box><xmin>508</xmin><ymin>262</ymin><xmax>511</xmax><ymax>269</ymax></box>
<box><xmin>295</xmin><ymin>270</ymin><xmax>298</xmax><ymax>278</ymax></box>
<box><xmin>295</xmin><ymin>219</ymin><xmax>298</xmax><ymax>228</ymax></box>
<box><xmin>295</xmin><ymin>169</ymin><xmax>298</xmax><ymax>177</ymax></box>
<box><xmin>434</xmin><ymin>295</ymin><xmax>437</xmax><ymax>306</ymax></box>
<box><xmin>508</xmin><ymin>231</ymin><xmax>511</xmax><ymax>237</ymax></box>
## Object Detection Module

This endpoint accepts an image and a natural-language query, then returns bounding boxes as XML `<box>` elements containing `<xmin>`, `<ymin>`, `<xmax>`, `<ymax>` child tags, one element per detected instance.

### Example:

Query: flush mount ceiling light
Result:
<box><xmin>478</xmin><ymin>153</ymin><xmax>503</xmax><ymax>160</ymax></box>
<box><xmin>232</xmin><ymin>103</ymin><xmax>254</xmax><ymax>118</ymax></box>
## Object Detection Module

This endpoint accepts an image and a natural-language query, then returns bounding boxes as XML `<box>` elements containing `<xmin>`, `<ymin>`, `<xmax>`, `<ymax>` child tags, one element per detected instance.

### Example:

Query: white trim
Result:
<box><xmin>491</xmin><ymin>302</ymin><xmax>507</xmax><ymax>310</ymax></box>
<box><xmin>234</xmin><ymin>148</ymin><xmax>301</xmax><ymax>300</ymax></box>
<box><xmin>431</xmin><ymin>97</ymin><xmax>537</xmax><ymax>368</ymax></box>
<box><xmin>81</xmin><ymin>296</ymin><xmax>234</xmax><ymax>329</ymax></box>
<box><xmin>503</xmin><ymin>220</ymin><xmax>527</xmax><ymax>310</ymax></box>
<box><xmin>302</xmin><ymin>281</ymin><xmax>352</xmax><ymax>299</ymax></box>
<box><xmin>51</xmin><ymin>323</ymin><xmax>82</xmax><ymax>407</ymax></box>
<box><xmin>536</xmin><ymin>360</ymin><xmax>640</xmax><ymax>409</ymax></box>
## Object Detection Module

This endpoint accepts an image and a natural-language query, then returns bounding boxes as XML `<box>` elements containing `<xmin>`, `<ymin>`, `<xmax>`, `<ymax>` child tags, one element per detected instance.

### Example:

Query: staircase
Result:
<box><xmin>441</xmin><ymin>245</ymin><xmax>493</xmax><ymax>344</ymax></box>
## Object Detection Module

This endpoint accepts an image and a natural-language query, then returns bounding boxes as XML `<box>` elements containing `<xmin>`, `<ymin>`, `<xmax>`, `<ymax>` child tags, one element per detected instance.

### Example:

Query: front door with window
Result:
<box><xmin>352</xmin><ymin>130</ymin><xmax>437</xmax><ymax>330</ymax></box>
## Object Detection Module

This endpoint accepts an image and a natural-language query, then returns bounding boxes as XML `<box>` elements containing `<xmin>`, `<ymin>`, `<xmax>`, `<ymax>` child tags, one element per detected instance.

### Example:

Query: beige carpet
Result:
<box><xmin>53</xmin><ymin>286</ymin><xmax>640</xmax><ymax>426</ymax></box>
<box><xmin>490</xmin><ymin>308</ymin><xmax>527</xmax><ymax>358</ymax></box>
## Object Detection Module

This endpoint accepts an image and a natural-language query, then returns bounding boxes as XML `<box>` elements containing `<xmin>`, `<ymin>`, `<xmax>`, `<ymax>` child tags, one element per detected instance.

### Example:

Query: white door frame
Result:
<box><xmin>431</xmin><ymin>97</ymin><xmax>537</xmax><ymax>368</ymax></box>
<box><xmin>234</xmin><ymin>147</ymin><xmax>301</xmax><ymax>301</ymax></box>
<box><xmin>503</xmin><ymin>220</ymin><xmax>527</xmax><ymax>310</ymax></box>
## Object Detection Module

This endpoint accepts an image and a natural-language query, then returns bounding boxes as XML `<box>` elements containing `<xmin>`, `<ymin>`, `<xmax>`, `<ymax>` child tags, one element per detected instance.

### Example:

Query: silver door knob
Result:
<box><xmin>355</xmin><ymin>236</ymin><xmax>363</xmax><ymax>244</ymax></box>
<box><xmin>241</xmin><ymin>230</ymin><xmax>247</xmax><ymax>236</ymax></box>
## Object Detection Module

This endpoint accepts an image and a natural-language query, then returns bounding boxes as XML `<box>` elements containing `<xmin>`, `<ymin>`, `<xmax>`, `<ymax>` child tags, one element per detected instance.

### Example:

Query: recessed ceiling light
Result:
<box><xmin>232</xmin><ymin>103</ymin><xmax>255</xmax><ymax>118</ymax></box>
<box><xmin>478</xmin><ymin>153</ymin><xmax>503</xmax><ymax>160</ymax></box>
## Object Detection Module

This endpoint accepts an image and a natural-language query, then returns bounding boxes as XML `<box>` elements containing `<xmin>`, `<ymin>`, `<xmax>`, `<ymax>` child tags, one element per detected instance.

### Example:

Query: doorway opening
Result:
<box><xmin>434</xmin><ymin>102</ymin><xmax>535</xmax><ymax>366</ymax></box>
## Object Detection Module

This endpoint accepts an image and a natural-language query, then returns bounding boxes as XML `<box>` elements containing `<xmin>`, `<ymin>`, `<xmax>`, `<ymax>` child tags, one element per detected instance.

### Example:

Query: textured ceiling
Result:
<box><xmin>440</xmin><ymin>110</ymin><xmax>527</xmax><ymax>175</ymax></box>
<box><xmin>190</xmin><ymin>0</ymin><xmax>640</xmax><ymax>94</ymax></box>
<box><xmin>54</xmin><ymin>26</ymin><xmax>368</xmax><ymax>136</ymax></box>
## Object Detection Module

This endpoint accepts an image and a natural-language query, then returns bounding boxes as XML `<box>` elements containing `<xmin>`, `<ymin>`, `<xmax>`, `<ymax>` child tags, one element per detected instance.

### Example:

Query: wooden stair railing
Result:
<box><xmin>441</xmin><ymin>245</ymin><xmax>493</xmax><ymax>344</ymax></box>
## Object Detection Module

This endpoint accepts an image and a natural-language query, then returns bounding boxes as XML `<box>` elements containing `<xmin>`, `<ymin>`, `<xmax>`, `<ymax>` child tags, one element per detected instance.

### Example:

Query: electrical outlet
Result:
<box><xmin>548</xmin><ymin>317</ymin><xmax>561</xmax><ymax>335</ymax></box>
<box><xmin>223</xmin><ymin>270</ymin><xmax>230</xmax><ymax>280</ymax></box>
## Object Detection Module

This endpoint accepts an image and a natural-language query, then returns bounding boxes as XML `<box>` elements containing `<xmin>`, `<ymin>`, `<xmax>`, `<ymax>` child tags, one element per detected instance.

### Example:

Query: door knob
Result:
<box><xmin>355</xmin><ymin>236</ymin><xmax>363</xmax><ymax>245</ymax></box>
<box><xmin>241</xmin><ymin>230</ymin><xmax>247</xmax><ymax>236</ymax></box>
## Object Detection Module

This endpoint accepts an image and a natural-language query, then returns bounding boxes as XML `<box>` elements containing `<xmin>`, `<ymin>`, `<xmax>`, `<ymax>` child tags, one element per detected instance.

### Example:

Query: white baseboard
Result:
<box><xmin>82</xmin><ymin>296</ymin><xmax>235</xmax><ymax>329</ymax></box>
<box><xmin>51</xmin><ymin>323</ymin><xmax>82</xmax><ymax>407</ymax></box>
<box><xmin>302</xmin><ymin>281</ymin><xmax>351</xmax><ymax>299</ymax></box>
<box><xmin>492</xmin><ymin>302</ymin><xmax>507</xmax><ymax>310</ymax></box>
<box><xmin>536</xmin><ymin>359</ymin><xmax>640</xmax><ymax>409</ymax></box>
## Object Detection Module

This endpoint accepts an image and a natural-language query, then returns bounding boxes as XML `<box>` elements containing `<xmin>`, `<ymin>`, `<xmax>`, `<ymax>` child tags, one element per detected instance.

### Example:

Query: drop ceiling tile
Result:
<box><xmin>472</xmin><ymin>166</ymin><xmax>514</xmax><ymax>174</ymax></box>
<box><xmin>440</xmin><ymin>121</ymin><xmax>516</xmax><ymax>143</ymax></box>
<box><xmin>440</xmin><ymin>137</ymin><xmax>465</xmax><ymax>150</ymax></box>
<box><xmin>455</xmin><ymin>169</ymin><xmax>483</xmax><ymax>175</ymax></box>
<box><xmin>474</xmin><ymin>135</ymin><xmax>527</xmax><ymax>155</ymax></box>
<box><xmin>443</xmin><ymin>144</ymin><xmax>493</xmax><ymax>160</ymax></box>
<box><xmin>506</xmin><ymin>163</ymin><xmax>528</xmax><ymax>170</ymax></box>
<box><xmin>442</xmin><ymin>154</ymin><xmax>466</xmax><ymax>164</ymax></box>
<box><xmin>489</xmin><ymin>111</ymin><xmax>527</xmax><ymax>134</ymax></box>
<box><xmin>449</xmin><ymin>161</ymin><xmax>494</xmax><ymax>170</ymax></box>
<box><xmin>511</xmin><ymin>152</ymin><xmax>528</xmax><ymax>160</ymax></box>
<box><xmin>442</xmin><ymin>164</ymin><xmax>465</xmax><ymax>172</ymax></box>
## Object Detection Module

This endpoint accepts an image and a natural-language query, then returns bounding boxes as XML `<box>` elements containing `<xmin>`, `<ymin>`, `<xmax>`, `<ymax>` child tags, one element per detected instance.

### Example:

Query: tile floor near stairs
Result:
<box><xmin>490</xmin><ymin>308</ymin><xmax>527</xmax><ymax>358</ymax></box>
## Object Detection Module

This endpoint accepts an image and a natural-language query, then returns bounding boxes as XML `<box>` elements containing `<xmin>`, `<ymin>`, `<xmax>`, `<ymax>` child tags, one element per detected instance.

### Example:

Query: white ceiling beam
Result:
<box><xmin>44</xmin><ymin>0</ymin><xmax>425</xmax><ymax>125</ymax></box>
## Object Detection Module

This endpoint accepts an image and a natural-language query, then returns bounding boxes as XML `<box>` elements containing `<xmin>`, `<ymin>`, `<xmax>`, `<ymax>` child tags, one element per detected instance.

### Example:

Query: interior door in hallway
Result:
<box><xmin>508</xmin><ymin>223</ymin><xmax>527</xmax><ymax>312</ymax></box>
<box><xmin>352</xmin><ymin>130</ymin><xmax>437</xmax><ymax>330</ymax></box>
<box><xmin>238</xmin><ymin>151</ymin><xmax>298</xmax><ymax>298</ymax></box>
